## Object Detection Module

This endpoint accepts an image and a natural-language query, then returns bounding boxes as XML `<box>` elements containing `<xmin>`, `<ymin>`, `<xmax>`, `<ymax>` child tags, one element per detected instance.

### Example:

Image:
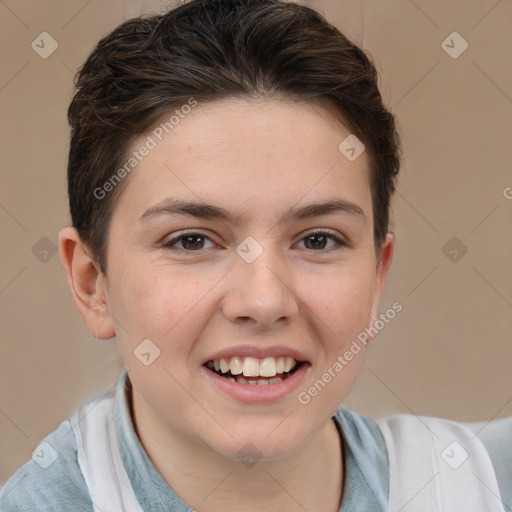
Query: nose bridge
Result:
<box><xmin>222</xmin><ymin>237</ymin><xmax>298</xmax><ymax>326</ymax></box>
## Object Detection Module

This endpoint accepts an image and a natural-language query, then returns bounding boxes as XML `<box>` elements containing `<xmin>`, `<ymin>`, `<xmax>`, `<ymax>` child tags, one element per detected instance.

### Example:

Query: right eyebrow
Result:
<box><xmin>139</xmin><ymin>199</ymin><xmax>248</xmax><ymax>224</ymax></box>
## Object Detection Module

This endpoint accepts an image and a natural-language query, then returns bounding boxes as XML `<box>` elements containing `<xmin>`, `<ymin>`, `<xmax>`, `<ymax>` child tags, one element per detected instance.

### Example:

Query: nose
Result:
<box><xmin>221</xmin><ymin>244</ymin><xmax>299</xmax><ymax>330</ymax></box>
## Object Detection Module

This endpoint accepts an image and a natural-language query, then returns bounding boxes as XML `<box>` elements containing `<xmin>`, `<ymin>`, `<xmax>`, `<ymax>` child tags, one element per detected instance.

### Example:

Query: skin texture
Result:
<box><xmin>59</xmin><ymin>98</ymin><xmax>394</xmax><ymax>512</ymax></box>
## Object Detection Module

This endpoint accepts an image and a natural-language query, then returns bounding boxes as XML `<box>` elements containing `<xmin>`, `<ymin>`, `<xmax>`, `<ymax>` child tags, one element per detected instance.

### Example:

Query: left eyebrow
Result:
<box><xmin>279</xmin><ymin>198</ymin><xmax>366</xmax><ymax>225</ymax></box>
<box><xmin>139</xmin><ymin>198</ymin><xmax>366</xmax><ymax>225</ymax></box>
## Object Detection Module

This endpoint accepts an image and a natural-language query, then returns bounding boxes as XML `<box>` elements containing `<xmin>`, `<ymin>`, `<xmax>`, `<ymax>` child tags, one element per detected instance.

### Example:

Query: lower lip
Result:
<box><xmin>200</xmin><ymin>363</ymin><xmax>310</xmax><ymax>404</ymax></box>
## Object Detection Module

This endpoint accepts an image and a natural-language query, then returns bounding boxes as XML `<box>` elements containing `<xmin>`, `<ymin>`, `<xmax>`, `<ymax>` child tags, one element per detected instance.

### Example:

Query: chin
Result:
<box><xmin>204</xmin><ymin>419</ymin><xmax>314</xmax><ymax>464</ymax></box>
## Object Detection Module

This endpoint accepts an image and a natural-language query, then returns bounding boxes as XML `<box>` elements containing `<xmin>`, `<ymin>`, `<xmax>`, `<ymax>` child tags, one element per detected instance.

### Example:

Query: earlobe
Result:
<box><xmin>369</xmin><ymin>232</ymin><xmax>395</xmax><ymax>330</ymax></box>
<box><xmin>58</xmin><ymin>227</ymin><xmax>116</xmax><ymax>340</ymax></box>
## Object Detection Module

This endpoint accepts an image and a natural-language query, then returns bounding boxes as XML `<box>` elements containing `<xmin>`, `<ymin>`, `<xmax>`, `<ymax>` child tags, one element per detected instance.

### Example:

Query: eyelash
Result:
<box><xmin>161</xmin><ymin>230</ymin><xmax>348</xmax><ymax>253</ymax></box>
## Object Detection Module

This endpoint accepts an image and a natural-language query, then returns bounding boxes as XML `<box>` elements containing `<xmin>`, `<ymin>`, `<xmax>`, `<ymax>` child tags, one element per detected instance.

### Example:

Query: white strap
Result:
<box><xmin>376</xmin><ymin>414</ymin><xmax>506</xmax><ymax>512</ymax></box>
<box><xmin>70</xmin><ymin>395</ymin><xmax>144</xmax><ymax>512</ymax></box>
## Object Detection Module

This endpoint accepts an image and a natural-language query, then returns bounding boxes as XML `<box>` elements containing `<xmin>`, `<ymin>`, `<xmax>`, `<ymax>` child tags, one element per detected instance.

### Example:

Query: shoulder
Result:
<box><xmin>334</xmin><ymin>407</ymin><xmax>389</xmax><ymax>502</ymax></box>
<box><xmin>371</xmin><ymin>412</ymin><xmax>511</xmax><ymax>510</ymax></box>
<box><xmin>335</xmin><ymin>407</ymin><xmax>388</xmax><ymax>457</ymax></box>
<box><xmin>0</xmin><ymin>419</ymin><xmax>93</xmax><ymax>512</ymax></box>
<box><xmin>461</xmin><ymin>416</ymin><xmax>512</xmax><ymax>510</ymax></box>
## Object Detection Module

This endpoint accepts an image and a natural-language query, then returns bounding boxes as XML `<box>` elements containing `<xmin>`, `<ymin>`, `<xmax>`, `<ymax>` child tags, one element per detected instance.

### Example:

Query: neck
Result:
<box><xmin>130</xmin><ymin>390</ymin><xmax>344</xmax><ymax>512</ymax></box>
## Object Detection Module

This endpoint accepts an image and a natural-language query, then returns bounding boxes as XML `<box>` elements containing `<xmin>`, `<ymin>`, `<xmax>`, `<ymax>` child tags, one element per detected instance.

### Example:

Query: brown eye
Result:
<box><xmin>180</xmin><ymin>234</ymin><xmax>206</xmax><ymax>250</ymax></box>
<box><xmin>162</xmin><ymin>232</ymin><xmax>215</xmax><ymax>251</ymax></box>
<box><xmin>297</xmin><ymin>231</ymin><xmax>346</xmax><ymax>251</ymax></box>
<box><xmin>304</xmin><ymin>233</ymin><xmax>328</xmax><ymax>250</ymax></box>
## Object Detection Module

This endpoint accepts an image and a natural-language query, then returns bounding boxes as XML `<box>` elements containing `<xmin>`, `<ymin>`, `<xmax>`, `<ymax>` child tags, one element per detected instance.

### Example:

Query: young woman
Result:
<box><xmin>1</xmin><ymin>1</ymin><xmax>509</xmax><ymax>511</ymax></box>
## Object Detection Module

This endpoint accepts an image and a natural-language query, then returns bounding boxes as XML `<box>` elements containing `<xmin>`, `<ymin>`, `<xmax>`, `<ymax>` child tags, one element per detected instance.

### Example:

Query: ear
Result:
<box><xmin>58</xmin><ymin>226</ymin><xmax>116</xmax><ymax>340</ymax></box>
<box><xmin>368</xmin><ymin>232</ymin><xmax>395</xmax><ymax>328</ymax></box>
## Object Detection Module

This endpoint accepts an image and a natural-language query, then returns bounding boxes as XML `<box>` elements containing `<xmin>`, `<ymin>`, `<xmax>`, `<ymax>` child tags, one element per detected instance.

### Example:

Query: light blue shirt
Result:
<box><xmin>1</xmin><ymin>368</ymin><xmax>510</xmax><ymax>511</ymax></box>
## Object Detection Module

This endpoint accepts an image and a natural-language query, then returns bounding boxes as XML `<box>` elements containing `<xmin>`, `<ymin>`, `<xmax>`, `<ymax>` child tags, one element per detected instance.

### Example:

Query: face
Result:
<box><xmin>100</xmin><ymin>98</ymin><xmax>393</xmax><ymax>461</ymax></box>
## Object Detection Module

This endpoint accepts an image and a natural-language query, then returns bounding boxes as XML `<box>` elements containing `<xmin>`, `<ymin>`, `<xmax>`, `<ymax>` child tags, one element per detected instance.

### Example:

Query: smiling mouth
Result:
<box><xmin>204</xmin><ymin>356</ymin><xmax>303</xmax><ymax>385</ymax></box>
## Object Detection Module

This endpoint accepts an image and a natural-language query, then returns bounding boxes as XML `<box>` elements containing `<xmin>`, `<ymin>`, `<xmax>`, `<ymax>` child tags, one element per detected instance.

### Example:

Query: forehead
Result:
<box><xmin>112</xmin><ymin>98</ymin><xmax>372</xmax><ymax>222</ymax></box>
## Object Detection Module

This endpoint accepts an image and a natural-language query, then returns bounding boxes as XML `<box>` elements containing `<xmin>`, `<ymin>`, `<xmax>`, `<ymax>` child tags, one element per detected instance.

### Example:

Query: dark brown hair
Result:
<box><xmin>67</xmin><ymin>0</ymin><xmax>401</xmax><ymax>273</ymax></box>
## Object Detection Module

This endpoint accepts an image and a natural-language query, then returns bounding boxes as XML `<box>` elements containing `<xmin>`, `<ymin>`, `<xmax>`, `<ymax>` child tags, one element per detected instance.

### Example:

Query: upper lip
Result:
<box><xmin>202</xmin><ymin>345</ymin><xmax>310</xmax><ymax>365</ymax></box>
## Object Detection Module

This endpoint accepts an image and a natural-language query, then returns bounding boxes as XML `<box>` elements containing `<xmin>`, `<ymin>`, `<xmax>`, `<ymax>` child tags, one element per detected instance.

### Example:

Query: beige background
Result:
<box><xmin>1</xmin><ymin>0</ymin><xmax>511</xmax><ymax>486</ymax></box>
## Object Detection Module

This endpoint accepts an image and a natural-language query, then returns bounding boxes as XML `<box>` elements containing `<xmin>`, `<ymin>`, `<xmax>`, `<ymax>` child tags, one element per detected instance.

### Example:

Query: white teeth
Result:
<box><xmin>229</xmin><ymin>356</ymin><xmax>243</xmax><ymax>375</ymax></box>
<box><xmin>259</xmin><ymin>357</ymin><xmax>277</xmax><ymax>377</ymax></box>
<box><xmin>220</xmin><ymin>358</ymin><xmax>230</xmax><ymax>373</ymax></box>
<box><xmin>225</xmin><ymin>375</ymin><xmax>285</xmax><ymax>385</ymax></box>
<box><xmin>284</xmin><ymin>357</ymin><xmax>295</xmax><ymax>372</ymax></box>
<box><xmin>208</xmin><ymin>355</ymin><xmax>298</xmax><ymax>377</ymax></box>
<box><xmin>242</xmin><ymin>357</ymin><xmax>260</xmax><ymax>377</ymax></box>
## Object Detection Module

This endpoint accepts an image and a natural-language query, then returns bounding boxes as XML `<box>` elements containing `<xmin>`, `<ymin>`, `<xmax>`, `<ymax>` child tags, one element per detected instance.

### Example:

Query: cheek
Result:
<box><xmin>303</xmin><ymin>263</ymin><xmax>375</xmax><ymax>340</ymax></box>
<box><xmin>295</xmin><ymin>265</ymin><xmax>375</xmax><ymax>415</ymax></box>
<box><xmin>307</xmin><ymin>268</ymin><xmax>374</xmax><ymax>397</ymax></box>
<box><xmin>107</xmin><ymin>264</ymin><xmax>210</xmax><ymax>390</ymax></box>
<box><xmin>107</xmin><ymin>261</ymin><xmax>216</xmax><ymax>345</ymax></box>
<box><xmin>107</xmin><ymin>264</ymin><xmax>165</xmax><ymax>334</ymax></box>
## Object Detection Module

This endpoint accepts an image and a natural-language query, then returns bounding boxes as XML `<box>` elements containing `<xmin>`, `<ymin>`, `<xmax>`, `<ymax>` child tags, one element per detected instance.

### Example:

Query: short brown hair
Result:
<box><xmin>67</xmin><ymin>0</ymin><xmax>401</xmax><ymax>273</ymax></box>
